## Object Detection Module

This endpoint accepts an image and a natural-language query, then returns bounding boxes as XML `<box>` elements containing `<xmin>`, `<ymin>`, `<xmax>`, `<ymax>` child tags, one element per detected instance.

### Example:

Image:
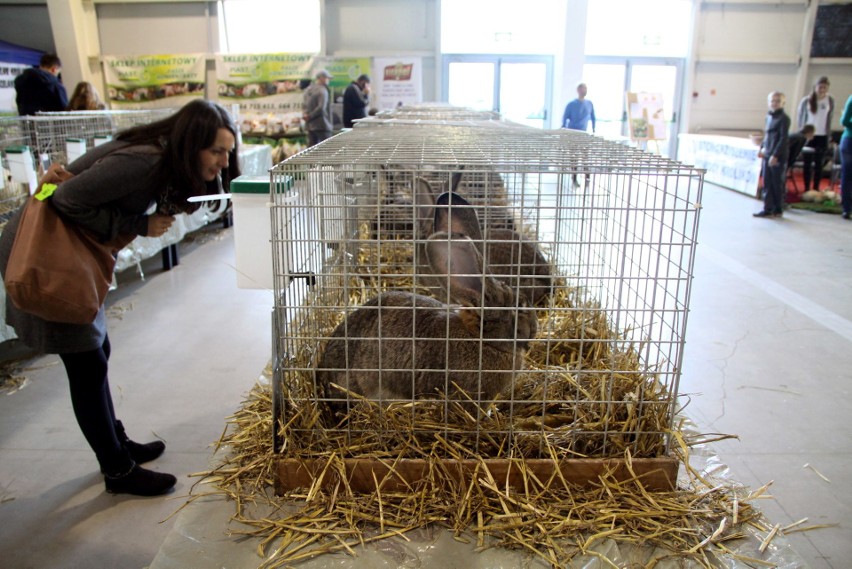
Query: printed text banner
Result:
<box><xmin>215</xmin><ymin>53</ymin><xmax>316</xmax><ymax>136</ymax></box>
<box><xmin>103</xmin><ymin>54</ymin><xmax>206</xmax><ymax>109</ymax></box>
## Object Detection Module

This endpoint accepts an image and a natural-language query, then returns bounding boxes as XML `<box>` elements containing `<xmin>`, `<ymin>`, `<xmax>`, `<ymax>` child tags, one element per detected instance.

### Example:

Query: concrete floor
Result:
<box><xmin>0</xmin><ymin>183</ymin><xmax>849</xmax><ymax>568</ymax></box>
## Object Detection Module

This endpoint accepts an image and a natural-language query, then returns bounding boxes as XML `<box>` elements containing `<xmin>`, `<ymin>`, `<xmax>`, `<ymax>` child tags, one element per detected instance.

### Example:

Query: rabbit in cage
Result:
<box><xmin>316</xmin><ymin>230</ymin><xmax>538</xmax><ymax>409</ymax></box>
<box><xmin>413</xmin><ymin>181</ymin><xmax>553</xmax><ymax>306</ymax></box>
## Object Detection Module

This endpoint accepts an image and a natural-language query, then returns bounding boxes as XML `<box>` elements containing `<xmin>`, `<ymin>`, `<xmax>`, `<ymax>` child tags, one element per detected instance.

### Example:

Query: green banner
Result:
<box><xmin>103</xmin><ymin>53</ymin><xmax>206</xmax><ymax>108</ymax></box>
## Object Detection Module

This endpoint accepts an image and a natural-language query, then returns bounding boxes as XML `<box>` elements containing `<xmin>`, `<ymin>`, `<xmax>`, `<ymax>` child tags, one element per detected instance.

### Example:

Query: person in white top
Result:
<box><xmin>796</xmin><ymin>76</ymin><xmax>835</xmax><ymax>192</ymax></box>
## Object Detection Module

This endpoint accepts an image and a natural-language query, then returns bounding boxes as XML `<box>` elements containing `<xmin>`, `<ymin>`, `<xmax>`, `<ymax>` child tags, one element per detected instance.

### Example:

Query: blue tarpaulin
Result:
<box><xmin>0</xmin><ymin>39</ymin><xmax>43</xmax><ymax>67</ymax></box>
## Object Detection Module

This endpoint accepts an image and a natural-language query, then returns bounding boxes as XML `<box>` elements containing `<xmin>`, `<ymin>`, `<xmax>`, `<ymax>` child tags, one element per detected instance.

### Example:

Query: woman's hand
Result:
<box><xmin>147</xmin><ymin>214</ymin><xmax>175</xmax><ymax>237</ymax></box>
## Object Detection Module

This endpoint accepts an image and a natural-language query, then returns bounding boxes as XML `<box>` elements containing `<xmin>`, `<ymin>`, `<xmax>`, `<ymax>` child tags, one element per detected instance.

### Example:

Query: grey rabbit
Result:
<box><xmin>414</xmin><ymin>181</ymin><xmax>553</xmax><ymax>306</ymax></box>
<box><xmin>317</xmin><ymin>230</ymin><xmax>538</xmax><ymax>408</ymax></box>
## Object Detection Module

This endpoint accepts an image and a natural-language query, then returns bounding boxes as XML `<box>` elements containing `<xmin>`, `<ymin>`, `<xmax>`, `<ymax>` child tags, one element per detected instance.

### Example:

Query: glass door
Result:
<box><xmin>577</xmin><ymin>63</ymin><xmax>627</xmax><ymax>140</ymax></box>
<box><xmin>444</xmin><ymin>55</ymin><xmax>553</xmax><ymax>128</ymax></box>
<box><xmin>582</xmin><ymin>57</ymin><xmax>684</xmax><ymax>156</ymax></box>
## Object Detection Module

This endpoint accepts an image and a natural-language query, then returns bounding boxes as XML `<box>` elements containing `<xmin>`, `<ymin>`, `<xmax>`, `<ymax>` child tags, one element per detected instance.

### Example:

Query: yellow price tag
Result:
<box><xmin>35</xmin><ymin>183</ymin><xmax>58</xmax><ymax>201</ymax></box>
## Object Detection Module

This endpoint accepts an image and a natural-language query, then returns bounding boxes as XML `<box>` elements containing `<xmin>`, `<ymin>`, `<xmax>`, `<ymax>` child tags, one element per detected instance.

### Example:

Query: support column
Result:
<box><xmin>46</xmin><ymin>0</ymin><xmax>103</xmax><ymax>98</ymax></box>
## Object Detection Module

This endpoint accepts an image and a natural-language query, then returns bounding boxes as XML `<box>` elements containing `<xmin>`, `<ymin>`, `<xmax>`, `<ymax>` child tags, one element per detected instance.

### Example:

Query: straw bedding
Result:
<box><xmin>185</xmin><ymin>233</ymin><xmax>812</xmax><ymax>567</ymax></box>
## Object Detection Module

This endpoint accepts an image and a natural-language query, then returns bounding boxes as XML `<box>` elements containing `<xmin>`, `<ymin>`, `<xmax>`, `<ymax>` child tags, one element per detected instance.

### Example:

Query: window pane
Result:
<box><xmin>585</xmin><ymin>1</ymin><xmax>691</xmax><ymax>57</ymax></box>
<box><xmin>442</xmin><ymin>0</ymin><xmax>565</xmax><ymax>55</ymax></box>
<box><xmin>448</xmin><ymin>62</ymin><xmax>494</xmax><ymax>110</ymax></box>
<box><xmin>580</xmin><ymin>64</ymin><xmax>626</xmax><ymax>138</ymax></box>
<box><xmin>219</xmin><ymin>0</ymin><xmax>320</xmax><ymax>53</ymax></box>
<box><xmin>630</xmin><ymin>65</ymin><xmax>676</xmax><ymax>120</ymax></box>
<box><xmin>500</xmin><ymin>62</ymin><xmax>547</xmax><ymax>128</ymax></box>
<box><xmin>630</xmin><ymin>65</ymin><xmax>678</xmax><ymax>154</ymax></box>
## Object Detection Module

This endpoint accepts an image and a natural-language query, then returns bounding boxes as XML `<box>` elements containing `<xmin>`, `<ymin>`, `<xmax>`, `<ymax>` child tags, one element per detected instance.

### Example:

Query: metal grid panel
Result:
<box><xmin>30</xmin><ymin>109</ymin><xmax>174</xmax><ymax>164</ymax></box>
<box><xmin>361</xmin><ymin>105</ymin><xmax>509</xmax><ymax>129</ymax></box>
<box><xmin>270</xmin><ymin>125</ymin><xmax>703</xmax><ymax>460</ymax></box>
<box><xmin>0</xmin><ymin>110</ymin><xmax>173</xmax><ymax>229</ymax></box>
<box><xmin>0</xmin><ymin>117</ymin><xmax>34</xmax><ymax>226</ymax></box>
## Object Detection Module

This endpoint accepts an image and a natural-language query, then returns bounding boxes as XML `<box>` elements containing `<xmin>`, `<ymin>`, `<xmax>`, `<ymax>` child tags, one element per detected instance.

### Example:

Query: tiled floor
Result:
<box><xmin>0</xmin><ymin>183</ymin><xmax>849</xmax><ymax>568</ymax></box>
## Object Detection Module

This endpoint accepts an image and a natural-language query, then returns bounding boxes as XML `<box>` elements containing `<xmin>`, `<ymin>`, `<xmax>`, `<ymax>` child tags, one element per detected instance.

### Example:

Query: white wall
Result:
<box><xmin>690</xmin><ymin>0</ymin><xmax>852</xmax><ymax>134</ymax></box>
<box><xmin>323</xmin><ymin>0</ymin><xmax>439</xmax><ymax>101</ymax></box>
<box><xmin>0</xmin><ymin>4</ymin><xmax>56</xmax><ymax>54</ymax></box>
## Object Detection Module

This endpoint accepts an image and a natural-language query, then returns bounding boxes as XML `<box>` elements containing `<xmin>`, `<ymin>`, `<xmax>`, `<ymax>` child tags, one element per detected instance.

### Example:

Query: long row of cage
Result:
<box><xmin>0</xmin><ymin>109</ymin><xmax>173</xmax><ymax>228</ymax></box>
<box><xmin>268</xmin><ymin>123</ymin><xmax>704</xmax><ymax>470</ymax></box>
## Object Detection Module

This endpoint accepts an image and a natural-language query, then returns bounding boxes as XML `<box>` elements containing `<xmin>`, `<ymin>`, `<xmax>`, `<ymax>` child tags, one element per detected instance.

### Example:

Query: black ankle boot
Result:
<box><xmin>115</xmin><ymin>420</ymin><xmax>165</xmax><ymax>464</ymax></box>
<box><xmin>104</xmin><ymin>462</ymin><xmax>177</xmax><ymax>496</ymax></box>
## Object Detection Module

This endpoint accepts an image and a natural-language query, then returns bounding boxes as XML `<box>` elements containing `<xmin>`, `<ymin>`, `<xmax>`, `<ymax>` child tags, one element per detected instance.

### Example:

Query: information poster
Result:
<box><xmin>0</xmin><ymin>62</ymin><xmax>30</xmax><ymax>115</ymax></box>
<box><xmin>678</xmin><ymin>133</ymin><xmax>761</xmax><ymax>196</ymax></box>
<box><xmin>217</xmin><ymin>54</ymin><xmax>371</xmax><ymax>159</ymax></box>
<box><xmin>103</xmin><ymin>54</ymin><xmax>206</xmax><ymax>109</ymax></box>
<box><xmin>372</xmin><ymin>57</ymin><xmax>422</xmax><ymax>111</ymax></box>
<box><xmin>626</xmin><ymin>92</ymin><xmax>666</xmax><ymax>141</ymax></box>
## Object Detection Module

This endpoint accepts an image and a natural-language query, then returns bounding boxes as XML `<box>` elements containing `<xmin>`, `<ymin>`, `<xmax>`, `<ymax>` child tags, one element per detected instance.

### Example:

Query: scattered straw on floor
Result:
<box><xmin>184</xmin><ymin>234</ymin><xmax>832</xmax><ymax>567</ymax></box>
<box><xmin>186</xmin><ymin>380</ymin><xmax>833</xmax><ymax>568</ymax></box>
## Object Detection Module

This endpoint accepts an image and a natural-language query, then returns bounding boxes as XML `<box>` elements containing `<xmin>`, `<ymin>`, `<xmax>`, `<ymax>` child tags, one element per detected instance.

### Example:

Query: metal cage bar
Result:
<box><xmin>269</xmin><ymin>123</ymin><xmax>703</xmax><ymax>460</ymax></box>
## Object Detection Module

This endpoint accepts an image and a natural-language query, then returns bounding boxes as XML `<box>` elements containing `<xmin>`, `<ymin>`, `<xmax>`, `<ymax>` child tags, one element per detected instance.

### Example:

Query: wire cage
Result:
<box><xmin>0</xmin><ymin>110</ymin><xmax>174</xmax><ymax>229</ymax></box>
<box><xmin>0</xmin><ymin>116</ymin><xmax>35</xmax><ymax>227</ymax></box>
<box><xmin>270</xmin><ymin>125</ymin><xmax>704</xmax><ymax>491</ymax></box>
<box><xmin>360</xmin><ymin>105</ymin><xmax>509</xmax><ymax>129</ymax></box>
<box><xmin>29</xmin><ymin>109</ymin><xmax>174</xmax><ymax>164</ymax></box>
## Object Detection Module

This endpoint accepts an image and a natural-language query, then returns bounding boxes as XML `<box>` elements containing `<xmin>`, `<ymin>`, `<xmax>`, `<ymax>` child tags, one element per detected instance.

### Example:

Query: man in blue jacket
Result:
<box><xmin>14</xmin><ymin>53</ymin><xmax>68</xmax><ymax>115</ymax></box>
<box><xmin>562</xmin><ymin>82</ymin><xmax>596</xmax><ymax>187</ymax></box>
<box><xmin>561</xmin><ymin>82</ymin><xmax>596</xmax><ymax>133</ymax></box>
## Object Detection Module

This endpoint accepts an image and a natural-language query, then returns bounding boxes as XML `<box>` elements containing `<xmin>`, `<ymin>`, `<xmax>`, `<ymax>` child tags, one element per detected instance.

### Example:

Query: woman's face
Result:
<box><xmin>816</xmin><ymin>82</ymin><xmax>829</xmax><ymax>98</ymax></box>
<box><xmin>199</xmin><ymin>127</ymin><xmax>236</xmax><ymax>182</ymax></box>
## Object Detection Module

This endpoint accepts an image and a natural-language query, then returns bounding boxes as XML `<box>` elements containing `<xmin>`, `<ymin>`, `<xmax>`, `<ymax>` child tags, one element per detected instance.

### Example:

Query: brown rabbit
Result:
<box><xmin>429</xmin><ymin>191</ymin><xmax>554</xmax><ymax>306</ymax></box>
<box><xmin>317</xmin><ymin>231</ymin><xmax>538</xmax><ymax>408</ymax></box>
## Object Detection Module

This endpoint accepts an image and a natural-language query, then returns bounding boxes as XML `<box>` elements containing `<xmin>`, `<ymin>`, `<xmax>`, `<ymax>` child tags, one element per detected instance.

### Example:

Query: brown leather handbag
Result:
<box><xmin>4</xmin><ymin>164</ymin><xmax>134</xmax><ymax>324</ymax></box>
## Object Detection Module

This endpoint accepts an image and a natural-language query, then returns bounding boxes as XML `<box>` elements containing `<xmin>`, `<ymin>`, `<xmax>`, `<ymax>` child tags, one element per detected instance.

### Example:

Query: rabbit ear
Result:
<box><xmin>451</xmin><ymin>171</ymin><xmax>463</xmax><ymax>192</ymax></box>
<box><xmin>414</xmin><ymin>177</ymin><xmax>436</xmax><ymax>238</ymax></box>
<box><xmin>425</xmin><ymin>233</ymin><xmax>485</xmax><ymax>307</ymax></box>
<box><xmin>434</xmin><ymin>192</ymin><xmax>483</xmax><ymax>241</ymax></box>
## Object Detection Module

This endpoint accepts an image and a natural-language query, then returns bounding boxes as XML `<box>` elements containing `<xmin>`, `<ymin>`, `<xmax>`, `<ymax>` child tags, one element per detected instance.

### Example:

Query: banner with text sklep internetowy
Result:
<box><xmin>103</xmin><ymin>54</ymin><xmax>206</xmax><ymax>109</ymax></box>
<box><xmin>216</xmin><ymin>53</ymin><xmax>315</xmax><ymax>139</ymax></box>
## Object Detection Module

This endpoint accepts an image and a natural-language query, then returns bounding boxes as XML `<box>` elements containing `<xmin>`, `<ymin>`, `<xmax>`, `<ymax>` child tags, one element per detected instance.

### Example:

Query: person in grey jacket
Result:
<box><xmin>754</xmin><ymin>91</ymin><xmax>791</xmax><ymax>218</ymax></box>
<box><xmin>0</xmin><ymin>99</ymin><xmax>240</xmax><ymax>496</ymax></box>
<box><xmin>302</xmin><ymin>69</ymin><xmax>333</xmax><ymax>146</ymax></box>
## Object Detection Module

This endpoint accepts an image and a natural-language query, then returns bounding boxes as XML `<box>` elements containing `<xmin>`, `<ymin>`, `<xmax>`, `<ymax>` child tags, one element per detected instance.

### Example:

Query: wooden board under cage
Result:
<box><xmin>275</xmin><ymin>456</ymin><xmax>678</xmax><ymax>493</ymax></box>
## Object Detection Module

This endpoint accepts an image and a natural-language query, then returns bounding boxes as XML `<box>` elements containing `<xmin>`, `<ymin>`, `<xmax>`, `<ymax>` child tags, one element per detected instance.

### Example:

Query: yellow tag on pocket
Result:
<box><xmin>35</xmin><ymin>183</ymin><xmax>58</xmax><ymax>201</ymax></box>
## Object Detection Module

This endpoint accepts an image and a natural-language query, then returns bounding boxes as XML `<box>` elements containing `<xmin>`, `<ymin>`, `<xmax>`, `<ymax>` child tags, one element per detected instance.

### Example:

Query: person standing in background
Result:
<box><xmin>14</xmin><ymin>53</ymin><xmax>68</xmax><ymax>115</ymax></box>
<box><xmin>839</xmin><ymin>94</ymin><xmax>852</xmax><ymax>220</ymax></box>
<box><xmin>561</xmin><ymin>82</ymin><xmax>596</xmax><ymax>133</ymax></box>
<box><xmin>797</xmin><ymin>77</ymin><xmax>835</xmax><ymax>192</ymax></box>
<box><xmin>67</xmin><ymin>81</ymin><xmax>107</xmax><ymax>111</ymax></box>
<box><xmin>302</xmin><ymin>69</ymin><xmax>333</xmax><ymax>147</ymax></box>
<box><xmin>787</xmin><ymin>124</ymin><xmax>815</xmax><ymax>171</ymax></box>
<box><xmin>342</xmin><ymin>74</ymin><xmax>371</xmax><ymax>129</ymax></box>
<box><xmin>754</xmin><ymin>91</ymin><xmax>791</xmax><ymax>219</ymax></box>
<box><xmin>562</xmin><ymin>82</ymin><xmax>596</xmax><ymax>187</ymax></box>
